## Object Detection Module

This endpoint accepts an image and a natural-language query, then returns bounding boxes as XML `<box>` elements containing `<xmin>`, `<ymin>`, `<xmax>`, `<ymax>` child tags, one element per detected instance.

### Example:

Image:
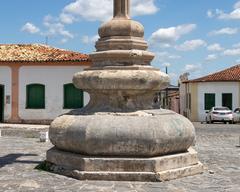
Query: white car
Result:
<box><xmin>233</xmin><ymin>108</ymin><xmax>240</xmax><ymax>123</ymax></box>
<box><xmin>206</xmin><ymin>107</ymin><xmax>233</xmax><ymax>124</ymax></box>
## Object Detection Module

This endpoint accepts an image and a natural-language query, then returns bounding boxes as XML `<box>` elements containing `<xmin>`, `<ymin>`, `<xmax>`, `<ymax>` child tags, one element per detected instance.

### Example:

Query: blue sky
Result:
<box><xmin>1</xmin><ymin>0</ymin><xmax>240</xmax><ymax>85</ymax></box>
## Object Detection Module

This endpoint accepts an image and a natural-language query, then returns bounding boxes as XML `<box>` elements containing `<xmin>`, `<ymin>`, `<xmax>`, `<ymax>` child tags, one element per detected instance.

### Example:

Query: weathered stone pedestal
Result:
<box><xmin>47</xmin><ymin>110</ymin><xmax>203</xmax><ymax>181</ymax></box>
<box><xmin>46</xmin><ymin>0</ymin><xmax>203</xmax><ymax>181</ymax></box>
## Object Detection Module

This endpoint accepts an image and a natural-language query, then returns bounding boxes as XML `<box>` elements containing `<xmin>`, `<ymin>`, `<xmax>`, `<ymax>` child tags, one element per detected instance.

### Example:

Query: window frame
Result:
<box><xmin>26</xmin><ymin>84</ymin><xmax>45</xmax><ymax>109</ymax></box>
<box><xmin>63</xmin><ymin>83</ymin><xmax>84</xmax><ymax>109</ymax></box>
<box><xmin>204</xmin><ymin>93</ymin><xmax>215</xmax><ymax>110</ymax></box>
<box><xmin>222</xmin><ymin>93</ymin><xmax>233</xmax><ymax>110</ymax></box>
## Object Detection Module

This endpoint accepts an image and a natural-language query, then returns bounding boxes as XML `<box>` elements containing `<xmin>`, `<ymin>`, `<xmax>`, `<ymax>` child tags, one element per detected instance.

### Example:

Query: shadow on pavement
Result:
<box><xmin>0</xmin><ymin>153</ymin><xmax>40</xmax><ymax>168</ymax></box>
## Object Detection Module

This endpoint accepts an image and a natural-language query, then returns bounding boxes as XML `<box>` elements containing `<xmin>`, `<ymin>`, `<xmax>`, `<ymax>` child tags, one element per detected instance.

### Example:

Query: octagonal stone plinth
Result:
<box><xmin>46</xmin><ymin>147</ymin><xmax>203</xmax><ymax>182</ymax></box>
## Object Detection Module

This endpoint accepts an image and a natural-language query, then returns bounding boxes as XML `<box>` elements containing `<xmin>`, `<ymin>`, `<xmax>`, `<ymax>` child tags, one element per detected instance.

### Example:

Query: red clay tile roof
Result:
<box><xmin>186</xmin><ymin>64</ymin><xmax>240</xmax><ymax>83</ymax></box>
<box><xmin>0</xmin><ymin>44</ymin><xmax>89</xmax><ymax>62</ymax></box>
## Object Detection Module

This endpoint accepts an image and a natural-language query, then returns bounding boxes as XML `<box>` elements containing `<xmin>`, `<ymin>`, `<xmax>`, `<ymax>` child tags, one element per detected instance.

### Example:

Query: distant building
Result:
<box><xmin>0</xmin><ymin>44</ymin><xmax>91</xmax><ymax>124</ymax></box>
<box><xmin>180</xmin><ymin>65</ymin><xmax>240</xmax><ymax>122</ymax></box>
<box><xmin>159</xmin><ymin>84</ymin><xmax>180</xmax><ymax>113</ymax></box>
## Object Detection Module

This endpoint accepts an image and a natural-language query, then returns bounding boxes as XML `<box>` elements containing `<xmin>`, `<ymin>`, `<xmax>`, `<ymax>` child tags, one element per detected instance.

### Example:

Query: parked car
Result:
<box><xmin>233</xmin><ymin>108</ymin><xmax>240</xmax><ymax>123</ymax></box>
<box><xmin>206</xmin><ymin>107</ymin><xmax>233</xmax><ymax>124</ymax></box>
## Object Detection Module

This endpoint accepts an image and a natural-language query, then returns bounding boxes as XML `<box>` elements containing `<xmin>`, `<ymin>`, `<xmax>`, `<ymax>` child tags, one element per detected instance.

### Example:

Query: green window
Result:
<box><xmin>222</xmin><ymin>93</ymin><xmax>232</xmax><ymax>110</ymax></box>
<box><xmin>64</xmin><ymin>83</ymin><xmax>84</xmax><ymax>109</ymax></box>
<box><xmin>26</xmin><ymin>84</ymin><xmax>45</xmax><ymax>109</ymax></box>
<box><xmin>204</xmin><ymin>93</ymin><xmax>215</xmax><ymax>110</ymax></box>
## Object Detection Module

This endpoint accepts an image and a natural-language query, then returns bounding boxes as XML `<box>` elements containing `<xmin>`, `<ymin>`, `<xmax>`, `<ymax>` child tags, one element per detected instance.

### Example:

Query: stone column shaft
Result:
<box><xmin>114</xmin><ymin>0</ymin><xmax>130</xmax><ymax>18</ymax></box>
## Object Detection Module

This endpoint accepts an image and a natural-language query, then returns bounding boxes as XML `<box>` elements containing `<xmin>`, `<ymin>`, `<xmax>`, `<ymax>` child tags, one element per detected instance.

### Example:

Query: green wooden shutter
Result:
<box><xmin>64</xmin><ymin>83</ymin><xmax>83</xmax><ymax>109</ymax></box>
<box><xmin>26</xmin><ymin>84</ymin><xmax>45</xmax><ymax>109</ymax></box>
<box><xmin>204</xmin><ymin>93</ymin><xmax>215</xmax><ymax>110</ymax></box>
<box><xmin>222</xmin><ymin>93</ymin><xmax>232</xmax><ymax>110</ymax></box>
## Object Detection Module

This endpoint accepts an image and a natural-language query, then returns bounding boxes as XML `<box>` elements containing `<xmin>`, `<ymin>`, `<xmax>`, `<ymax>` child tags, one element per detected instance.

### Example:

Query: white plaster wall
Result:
<box><xmin>0</xmin><ymin>66</ymin><xmax>11</xmax><ymax>120</ymax></box>
<box><xmin>19</xmin><ymin>66</ymin><xmax>90</xmax><ymax>120</ymax></box>
<box><xmin>197</xmin><ymin>82</ymin><xmax>239</xmax><ymax>121</ymax></box>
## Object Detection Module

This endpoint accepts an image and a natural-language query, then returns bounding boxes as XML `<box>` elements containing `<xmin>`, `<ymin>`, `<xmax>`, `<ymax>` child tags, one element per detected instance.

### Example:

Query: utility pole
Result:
<box><xmin>45</xmin><ymin>36</ymin><xmax>48</xmax><ymax>45</ymax></box>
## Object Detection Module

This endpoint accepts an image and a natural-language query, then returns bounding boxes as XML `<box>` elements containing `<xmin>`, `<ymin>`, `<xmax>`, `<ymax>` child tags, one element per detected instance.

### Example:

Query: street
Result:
<box><xmin>0</xmin><ymin>123</ymin><xmax>240</xmax><ymax>192</ymax></box>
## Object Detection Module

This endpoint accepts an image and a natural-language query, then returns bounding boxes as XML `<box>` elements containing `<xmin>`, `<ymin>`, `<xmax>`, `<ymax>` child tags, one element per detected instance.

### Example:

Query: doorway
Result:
<box><xmin>0</xmin><ymin>85</ymin><xmax>4</xmax><ymax>122</ymax></box>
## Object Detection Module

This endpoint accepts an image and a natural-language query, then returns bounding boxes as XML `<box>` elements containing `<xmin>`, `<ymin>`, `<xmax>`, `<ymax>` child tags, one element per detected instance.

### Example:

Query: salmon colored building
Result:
<box><xmin>0</xmin><ymin>44</ymin><xmax>91</xmax><ymax>124</ymax></box>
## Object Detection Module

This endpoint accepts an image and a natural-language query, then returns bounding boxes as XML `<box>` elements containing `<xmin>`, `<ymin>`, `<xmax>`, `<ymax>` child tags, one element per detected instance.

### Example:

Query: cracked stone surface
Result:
<box><xmin>0</xmin><ymin>122</ymin><xmax>240</xmax><ymax>192</ymax></box>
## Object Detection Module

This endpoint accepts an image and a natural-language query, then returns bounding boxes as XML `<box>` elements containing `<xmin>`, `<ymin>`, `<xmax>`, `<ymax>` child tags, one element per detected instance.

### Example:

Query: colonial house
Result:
<box><xmin>180</xmin><ymin>64</ymin><xmax>240</xmax><ymax>122</ymax></box>
<box><xmin>0</xmin><ymin>44</ymin><xmax>91</xmax><ymax>124</ymax></box>
<box><xmin>159</xmin><ymin>84</ymin><xmax>180</xmax><ymax>113</ymax></box>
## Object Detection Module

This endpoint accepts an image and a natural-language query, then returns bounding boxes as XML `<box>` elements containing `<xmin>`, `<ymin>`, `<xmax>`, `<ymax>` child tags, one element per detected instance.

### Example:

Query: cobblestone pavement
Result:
<box><xmin>0</xmin><ymin>123</ymin><xmax>49</xmax><ymax>138</ymax></box>
<box><xmin>0</xmin><ymin>123</ymin><xmax>240</xmax><ymax>192</ymax></box>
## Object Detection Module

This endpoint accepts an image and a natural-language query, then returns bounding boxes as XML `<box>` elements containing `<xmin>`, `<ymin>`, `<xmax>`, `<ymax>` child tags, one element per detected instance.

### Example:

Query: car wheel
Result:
<box><xmin>209</xmin><ymin>118</ymin><xmax>212</xmax><ymax>124</ymax></box>
<box><xmin>206</xmin><ymin>118</ymin><xmax>209</xmax><ymax>124</ymax></box>
<box><xmin>224</xmin><ymin>121</ymin><xmax>227</xmax><ymax>124</ymax></box>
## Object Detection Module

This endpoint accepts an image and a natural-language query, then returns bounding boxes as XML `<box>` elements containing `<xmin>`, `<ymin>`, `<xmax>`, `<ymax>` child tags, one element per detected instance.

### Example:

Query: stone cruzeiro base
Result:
<box><xmin>46</xmin><ymin>147</ymin><xmax>203</xmax><ymax>182</ymax></box>
<box><xmin>49</xmin><ymin>110</ymin><xmax>196</xmax><ymax>157</ymax></box>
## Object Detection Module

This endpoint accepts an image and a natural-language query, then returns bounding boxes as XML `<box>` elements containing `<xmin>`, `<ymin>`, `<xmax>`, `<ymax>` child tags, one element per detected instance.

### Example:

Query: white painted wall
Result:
<box><xmin>0</xmin><ymin>66</ymin><xmax>11</xmax><ymax>120</ymax></box>
<box><xmin>19</xmin><ymin>66</ymin><xmax>89</xmax><ymax>120</ymax></box>
<box><xmin>197</xmin><ymin>82</ymin><xmax>240</xmax><ymax>121</ymax></box>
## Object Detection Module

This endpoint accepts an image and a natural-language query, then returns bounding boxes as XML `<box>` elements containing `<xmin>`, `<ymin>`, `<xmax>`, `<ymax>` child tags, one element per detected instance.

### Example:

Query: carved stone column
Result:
<box><xmin>114</xmin><ymin>0</ymin><xmax>130</xmax><ymax>18</ymax></box>
<box><xmin>46</xmin><ymin>0</ymin><xmax>203</xmax><ymax>182</ymax></box>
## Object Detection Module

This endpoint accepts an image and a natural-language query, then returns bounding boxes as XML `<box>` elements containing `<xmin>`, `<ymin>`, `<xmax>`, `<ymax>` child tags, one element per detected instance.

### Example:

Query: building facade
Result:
<box><xmin>0</xmin><ymin>44</ymin><xmax>91</xmax><ymax>124</ymax></box>
<box><xmin>180</xmin><ymin>65</ymin><xmax>240</xmax><ymax>122</ymax></box>
<box><xmin>159</xmin><ymin>84</ymin><xmax>180</xmax><ymax>113</ymax></box>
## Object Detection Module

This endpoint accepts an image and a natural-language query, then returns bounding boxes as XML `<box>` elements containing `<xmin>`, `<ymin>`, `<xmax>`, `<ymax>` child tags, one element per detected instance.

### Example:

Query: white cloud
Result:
<box><xmin>183</xmin><ymin>64</ymin><xmax>201</xmax><ymax>73</ymax></box>
<box><xmin>154</xmin><ymin>51</ymin><xmax>181</xmax><ymax>62</ymax></box>
<box><xmin>24</xmin><ymin>0</ymin><xmax>158</xmax><ymax>42</ymax></box>
<box><xmin>132</xmin><ymin>0</ymin><xmax>159</xmax><ymax>16</ymax></box>
<box><xmin>149</xmin><ymin>24</ymin><xmax>196</xmax><ymax>46</ymax></box>
<box><xmin>233</xmin><ymin>42</ymin><xmax>240</xmax><ymax>48</ymax></box>
<box><xmin>209</xmin><ymin>2</ymin><xmax>240</xmax><ymax>20</ymax></box>
<box><xmin>82</xmin><ymin>36</ymin><xmax>90</xmax><ymax>44</ymax></box>
<box><xmin>205</xmin><ymin>54</ymin><xmax>218</xmax><ymax>61</ymax></box>
<box><xmin>168</xmin><ymin>73</ymin><xmax>177</xmax><ymax>83</ymax></box>
<box><xmin>60</xmin><ymin>38</ymin><xmax>68</xmax><ymax>44</ymax></box>
<box><xmin>234</xmin><ymin>1</ymin><xmax>240</xmax><ymax>9</ymax></box>
<box><xmin>219</xmin><ymin>10</ymin><xmax>240</xmax><ymax>20</ymax></box>
<box><xmin>209</xmin><ymin>27</ymin><xmax>238</xmax><ymax>36</ymax></box>
<box><xmin>63</xmin><ymin>0</ymin><xmax>112</xmax><ymax>22</ymax></box>
<box><xmin>162</xmin><ymin>62</ymin><xmax>171</xmax><ymax>67</ymax></box>
<box><xmin>42</xmin><ymin>15</ymin><xmax>74</xmax><ymax>39</ymax></box>
<box><xmin>207</xmin><ymin>43</ymin><xmax>224</xmax><ymax>52</ymax></box>
<box><xmin>223</xmin><ymin>48</ymin><xmax>240</xmax><ymax>56</ymax></box>
<box><xmin>62</xmin><ymin>0</ymin><xmax>158</xmax><ymax>22</ymax></box>
<box><xmin>82</xmin><ymin>35</ymin><xmax>99</xmax><ymax>44</ymax></box>
<box><xmin>175</xmin><ymin>39</ymin><xmax>207</xmax><ymax>51</ymax></box>
<box><xmin>59</xmin><ymin>13</ymin><xmax>76</xmax><ymax>24</ymax></box>
<box><xmin>207</xmin><ymin>10</ymin><xmax>214</xmax><ymax>18</ymax></box>
<box><xmin>21</xmin><ymin>22</ymin><xmax>40</xmax><ymax>34</ymax></box>
<box><xmin>156</xmin><ymin>52</ymin><xmax>180</xmax><ymax>58</ymax></box>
